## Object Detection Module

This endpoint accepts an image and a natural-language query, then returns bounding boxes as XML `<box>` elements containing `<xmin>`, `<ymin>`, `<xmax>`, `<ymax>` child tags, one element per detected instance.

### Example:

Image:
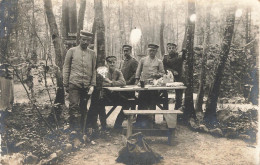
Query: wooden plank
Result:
<box><xmin>105</xmin><ymin>106</ymin><xmax>117</xmax><ymax>119</ymax></box>
<box><xmin>126</xmin><ymin>115</ymin><xmax>133</xmax><ymax>138</ymax></box>
<box><xmin>123</xmin><ymin>110</ymin><xmax>183</xmax><ymax>115</ymax></box>
<box><xmin>103</xmin><ymin>86</ymin><xmax>187</xmax><ymax>92</ymax></box>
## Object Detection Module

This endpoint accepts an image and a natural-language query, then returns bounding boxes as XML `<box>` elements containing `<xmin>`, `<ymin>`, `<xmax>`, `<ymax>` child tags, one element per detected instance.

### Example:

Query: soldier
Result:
<box><xmin>87</xmin><ymin>56</ymin><xmax>126</xmax><ymax>132</ymax></box>
<box><xmin>163</xmin><ymin>43</ymin><xmax>185</xmax><ymax>110</ymax></box>
<box><xmin>135</xmin><ymin>44</ymin><xmax>165</xmax><ymax>128</ymax></box>
<box><xmin>114</xmin><ymin>45</ymin><xmax>138</xmax><ymax>129</ymax></box>
<box><xmin>63</xmin><ymin>30</ymin><xmax>96</xmax><ymax>132</ymax></box>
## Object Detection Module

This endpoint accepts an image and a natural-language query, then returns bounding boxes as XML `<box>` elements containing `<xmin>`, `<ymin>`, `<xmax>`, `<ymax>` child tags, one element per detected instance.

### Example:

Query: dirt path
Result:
<box><xmin>12</xmin><ymin>83</ymin><xmax>258</xmax><ymax>164</ymax></box>
<box><xmin>60</xmin><ymin>125</ymin><xmax>257</xmax><ymax>165</ymax></box>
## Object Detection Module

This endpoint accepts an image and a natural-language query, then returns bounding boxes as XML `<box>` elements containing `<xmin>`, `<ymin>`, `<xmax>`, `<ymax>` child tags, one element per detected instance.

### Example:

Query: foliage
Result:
<box><xmin>193</xmin><ymin>44</ymin><xmax>257</xmax><ymax>98</ymax></box>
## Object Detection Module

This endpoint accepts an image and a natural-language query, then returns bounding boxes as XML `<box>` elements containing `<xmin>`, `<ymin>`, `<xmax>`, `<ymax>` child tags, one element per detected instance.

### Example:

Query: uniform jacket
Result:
<box><xmin>103</xmin><ymin>68</ymin><xmax>126</xmax><ymax>87</ymax></box>
<box><xmin>135</xmin><ymin>56</ymin><xmax>165</xmax><ymax>81</ymax></box>
<box><xmin>121</xmin><ymin>57</ymin><xmax>138</xmax><ymax>85</ymax></box>
<box><xmin>63</xmin><ymin>45</ymin><xmax>96</xmax><ymax>88</ymax></box>
<box><xmin>163</xmin><ymin>53</ymin><xmax>183</xmax><ymax>81</ymax></box>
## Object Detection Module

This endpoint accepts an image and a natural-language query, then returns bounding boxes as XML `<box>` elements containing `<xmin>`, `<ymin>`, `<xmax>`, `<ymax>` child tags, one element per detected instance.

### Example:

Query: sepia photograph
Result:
<box><xmin>0</xmin><ymin>0</ymin><xmax>259</xmax><ymax>164</ymax></box>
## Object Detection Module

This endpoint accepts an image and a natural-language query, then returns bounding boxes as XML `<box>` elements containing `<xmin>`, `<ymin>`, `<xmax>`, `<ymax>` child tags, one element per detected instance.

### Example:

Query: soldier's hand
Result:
<box><xmin>88</xmin><ymin>86</ymin><xmax>94</xmax><ymax>95</ymax></box>
<box><xmin>104</xmin><ymin>77</ymin><xmax>112</xmax><ymax>83</ymax></box>
<box><xmin>152</xmin><ymin>73</ymin><xmax>161</xmax><ymax>79</ymax></box>
<box><xmin>173</xmin><ymin>71</ymin><xmax>178</xmax><ymax>76</ymax></box>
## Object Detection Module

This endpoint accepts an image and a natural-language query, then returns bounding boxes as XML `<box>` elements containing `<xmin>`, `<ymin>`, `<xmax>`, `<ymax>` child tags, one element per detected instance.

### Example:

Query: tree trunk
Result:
<box><xmin>245</xmin><ymin>7</ymin><xmax>251</xmax><ymax>44</ymax></box>
<box><xmin>204</xmin><ymin>7</ymin><xmax>236</xmax><ymax>127</ymax></box>
<box><xmin>94</xmin><ymin>0</ymin><xmax>106</xmax><ymax>67</ymax></box>
<box><xmin>68</xmin><ymin>0</ymin><xmax>77</xmax><ymax>33</ymax></box>
<box><xmin>195</xmin><ymin>4</ymin><xmax>211</xmax><ymax>113</ymax></box>
<box><xmin>44</xmin><ymin>0</ymin><xmax>66</xmax><ymax>105</ymax></box>
<box><xmin>44</xmin><ymin>0</ymin><xmax>64</xmax><ymax>70</ymax></box>
<box><xmin>76</xmin><ymin>0</ymin><xmax>86</xmax><ymax>45</ymax></box>
<box><xmin>61</xmin><ymin>0</ymin><xmax>69</xmax><ymax>39</ymax></box>
<box><xmin>159</xmin><ymin>1</ymin><xmax>165</xmax><ymax>57</ymax></box>
<box><xmin>183</xmin><ymin>0</ymin><xmax>196</xmax><ymax>123</ymax></box>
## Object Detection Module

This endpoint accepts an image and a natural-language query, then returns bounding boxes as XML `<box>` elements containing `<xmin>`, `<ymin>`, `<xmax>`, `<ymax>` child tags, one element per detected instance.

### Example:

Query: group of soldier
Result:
<box><xmin>63</xmin><ymin>30</ymin><xmax>184</xmax><ymax>138</ymax></box>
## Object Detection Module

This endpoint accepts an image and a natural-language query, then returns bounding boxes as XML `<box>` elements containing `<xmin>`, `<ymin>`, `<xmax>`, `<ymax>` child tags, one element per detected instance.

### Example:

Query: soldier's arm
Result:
<box><xmin>112</xmin><ymin>71</ymin><xmax>126</xmax><ymax>86</ymax></box>
<box><xmin>90</xmin><ymin>52</ymin><xmax>97</xmax><ymax>86</ymax></box>
<box><xmin>135</xmin><ymin>59</ymin><xmax>143</xmax><ymax>79</ymax></box>
<box><xmin>127</xmin><ymin>60</ymin><xmax>138</xmax><ymax>85</ymax></box>
<box><xmin>63</xmin><ymin>49</ymin><xmax>73</xmax><ymax>87</ymax></box>
<box><xmin>158</xmin><ymin>60</ymin><xmax>165</xmax><ymax>77</ymax></box>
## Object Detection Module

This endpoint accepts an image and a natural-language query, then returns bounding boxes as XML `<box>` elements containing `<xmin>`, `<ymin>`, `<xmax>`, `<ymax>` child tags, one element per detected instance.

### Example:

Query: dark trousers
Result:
<box><xmin>175</xmin><ymin>89</ymin><xmax>183</xmax><ymax>110</ymax></box>
<box><xmin>114</xmin><ymin>92</ymin><xmax>136</xmax><ymax>128</ymax></box>
<box><xmin>86</xmin><ymin>87</ymin><xmax>105</xmax><ymax>129</ymax></box>
<box><xmin>87</xmin><ymin>88</ymin><xmax>129</xmax><ymax>129</ymax></box>
<box><xmin>68</xmin><ymin>84</ymin><xmax>89</xmax><ymax>131</ymax></box>
<box><xmin>136</xmin><ymin>91</ymin><xmax>158</xmax><ymax>126</ymax></box>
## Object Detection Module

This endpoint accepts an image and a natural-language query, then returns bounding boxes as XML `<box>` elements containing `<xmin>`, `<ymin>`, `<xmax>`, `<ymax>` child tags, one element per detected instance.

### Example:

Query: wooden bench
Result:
<box><xmin>123</xmin><ymin>110</ymin><xmax>183</xmax><ymax>145</ymax></box>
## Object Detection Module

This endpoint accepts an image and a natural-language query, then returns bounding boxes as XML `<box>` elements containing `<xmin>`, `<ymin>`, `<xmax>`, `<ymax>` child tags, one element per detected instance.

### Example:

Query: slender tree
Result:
<box><xmin>160</xmin><ymin>1</ymin><xmax>165</xmax><ymax>57</ymax></box>
<box><xmin>195</xmin><ymin>3</ymin><xmax>211</xmax><ymax>113</ymax></box>
<box><xmin>183</xmin><ymin>0</ymin><xmax>196</xmax><ymax>123</ymax></box>
<box><xmin>61</xmin><ymin>0</ymin><xmax>69</xmax><ymax>39</ymax></box>
<box><xmin>68</xmin><ymin>0</ymin><xmax>77</xmax><ymax>33</ymax></box>
<box><xmin>43</xmin><ymin>0</ymin><xmax>66</xmax><ymax>105</ymax></box>
<box><xmin>76</xmin><ymin>0</ymin><xmax>87</xmax><ymax>44</ymax></box>
<box><xmin>204</xmin><ymin>7</ymin><xmax>236</xmax><ymax>127</ymax></box>
<box><xmin>94</xmin><ymin>0</ymin><xmax>106</xmax><ymax>67</ymax></box>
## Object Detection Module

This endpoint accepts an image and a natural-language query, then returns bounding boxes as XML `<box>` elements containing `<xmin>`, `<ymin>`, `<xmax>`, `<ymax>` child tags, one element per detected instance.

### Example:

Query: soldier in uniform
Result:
<box><xmin>163</xmin><ymin>43</ymin><xmax>185</xmax><ymax>110</ymax></box>
<box><xmin>63</xmin><ymin>30</ymin><xmax>96</xmax><ymax>132</ymax></box>
<box><xmin>135</xmin><ymin>44</ymin><xmax>165</xmax><ymax>128</ymax></box>
<box><xmin>87</xmin><ymin>56</ymin><xmax>126</xmax><ymax>131</ymax></box>
<box><xmin>114</xmin><ymin>45</ymin><xmax>138</xmax><ymax>129</ymax></box>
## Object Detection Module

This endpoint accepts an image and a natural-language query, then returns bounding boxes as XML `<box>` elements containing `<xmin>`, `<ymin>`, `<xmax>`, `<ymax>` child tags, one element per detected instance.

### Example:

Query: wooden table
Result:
<box><xmin>103</xmin><ymin>85</ymin><xmax>186</xmax><ymax>145</ymax></box>
<box><xmin>103</xmin><ymin>85</ymin><xmax>186</xmax><ymax>118</ymax></box>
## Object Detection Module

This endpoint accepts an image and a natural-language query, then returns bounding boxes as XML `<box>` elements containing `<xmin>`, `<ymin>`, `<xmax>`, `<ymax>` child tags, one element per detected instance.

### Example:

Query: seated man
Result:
<box><xmin>114</xmin><ymin>45</ymin><xmax>138</xmax><ymax>129</ymax></box>
<box><xmin>86</xmin><ymin>56</ymin><xmax>126</xmax><ymax>131</ymax></box>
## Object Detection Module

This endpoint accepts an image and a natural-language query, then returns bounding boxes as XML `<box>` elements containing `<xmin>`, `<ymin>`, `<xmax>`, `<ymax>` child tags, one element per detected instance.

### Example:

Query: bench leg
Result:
<box><xmin>167</xmin><ymin>128</ymin><xmax>175</xmax><ymax>145</ymax></box>
<box><xmin>126</xmin><ymin>115</ymin><xmax>133</xmax><ymax>138</ymax></box>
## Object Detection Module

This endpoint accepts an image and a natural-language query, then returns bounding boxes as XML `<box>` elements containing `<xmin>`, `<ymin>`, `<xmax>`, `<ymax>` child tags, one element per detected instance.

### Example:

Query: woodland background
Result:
<box><xmin>0</xmin><ymin>0</ymin><xmax>259</xmax><ymax>163</ymax></box>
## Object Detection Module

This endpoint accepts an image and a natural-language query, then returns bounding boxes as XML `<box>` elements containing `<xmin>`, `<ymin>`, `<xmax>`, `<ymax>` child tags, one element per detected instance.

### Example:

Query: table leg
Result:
<box><xmin>167</xmin><ymin>128</ymin><xmax>175</xmax><ymax>145</ymax></box>
<box><xmin>127</xmin><ymin>115</ymin><xmax>133</xmax><ymax>138</ymax></box>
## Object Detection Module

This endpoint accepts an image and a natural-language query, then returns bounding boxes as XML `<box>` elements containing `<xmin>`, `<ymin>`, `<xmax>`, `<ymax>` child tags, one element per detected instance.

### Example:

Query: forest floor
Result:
<box><xmin>0</xmin><ymin>82</ymin><xmax>259</xmax><ymax>164</ymax></box>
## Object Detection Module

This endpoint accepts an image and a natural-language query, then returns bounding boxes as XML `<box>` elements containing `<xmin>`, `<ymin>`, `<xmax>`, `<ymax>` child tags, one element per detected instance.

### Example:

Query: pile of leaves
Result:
<box><xmin>1</xmin><ymin>103</ymin><xmax>70</xmax><ymax>162</ymax></box>
<box><xmin>217</xmin><ymin>107</ymin><xmax>258</xmax><ymax>141</ymax></box>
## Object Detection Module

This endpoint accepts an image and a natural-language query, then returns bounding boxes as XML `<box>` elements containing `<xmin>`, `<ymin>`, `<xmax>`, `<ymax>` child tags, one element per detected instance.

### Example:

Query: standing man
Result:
<box><xmin>135</xmin><ymin>44</ymin><xmax>165</xmax><ymax>128</ymax></box>
<box><xmin>63</xmin><ymin>30</ymin><xmax>96</xmax><ymax>132</ymax></box>
<box><xmin>114</xmin><ymin>45</ymin><xmax>138</xmax><ymax>129</ymax></box>
<box><xmin>163</xmin><ymin>43</ymin><xmax>184</xmax><ymax>110</ymax></box>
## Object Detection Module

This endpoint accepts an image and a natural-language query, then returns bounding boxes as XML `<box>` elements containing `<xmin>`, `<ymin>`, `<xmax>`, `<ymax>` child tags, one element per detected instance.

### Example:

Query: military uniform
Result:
<box><xmin>163</xmin><ymin>46</ymin><xmax>184</xmax><ymax>110</ymax></box>
<box><xmin>114</xmin><ymin>53</ymin><xmax>138</xmax><ymax>128</ymax></box>
<box><xmin>135</xmin><ymin>44</ymin><xmax>165</xmax><ymax>128</ymax></box>
<box><xmin>63</xmin><ymin>31</ymin><xmax>96</xmax><ymax>131</ymax></box>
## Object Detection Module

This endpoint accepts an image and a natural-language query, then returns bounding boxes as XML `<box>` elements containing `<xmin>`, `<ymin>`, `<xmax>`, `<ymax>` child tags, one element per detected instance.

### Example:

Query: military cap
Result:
<box><xmin>167</xmin><ymin>43</ymin><xmax>177</xmax><ymax>47</ymax></box>
<box><xmin>80</xmin><ymin>30</ymin><xmax>93</xmax><ymax>38</ymax></box>
<box><xmin>148</xmin><ymin>44</ymin><xmax>159</xmax><ymax>49</ymax></box>
<box><xmin>122</xmin><ymin>44</ymin><xmax>132</xmax><ymax>50</ymax></box>
<box><xmin>106</xmin><ymin>56</ymin><xmax>117</xmax><ymax>62</ymax></box>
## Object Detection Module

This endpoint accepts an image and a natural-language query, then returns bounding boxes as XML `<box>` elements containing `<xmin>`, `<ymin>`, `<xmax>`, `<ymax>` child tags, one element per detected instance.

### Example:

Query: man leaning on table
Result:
<box><xmin>163</xmin><ymin>43</ymin><xmax>185</xmax><ymax>110</ymax></box>
<box><xmin>114</xmin><ymin>44</ymin><xmax>138</xmax><ymax>129</ymax></box>
<box><xmin>134</xmin><ymin>44</ymin><xmax>165</xmax><ymax>128</ymax></box>
<box><xmin>87</xmin><ymin>56</ymin><xmax>126</xmax><ymax>132</ymax></box>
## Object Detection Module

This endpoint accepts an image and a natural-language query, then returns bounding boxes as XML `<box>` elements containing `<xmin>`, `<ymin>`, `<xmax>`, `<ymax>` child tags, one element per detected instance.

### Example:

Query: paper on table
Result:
<box><xmin>166</xmin><ymin>82</ymin><xmax>184</xmax><ymax>87</ymax></box>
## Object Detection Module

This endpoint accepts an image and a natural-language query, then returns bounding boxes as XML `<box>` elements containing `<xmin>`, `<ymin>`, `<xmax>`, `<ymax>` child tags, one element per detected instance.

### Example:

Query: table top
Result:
<box><xmin>103</xmin><ymin>85</ymin><xmax>187</xmax><ymax>92</ymax></box>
